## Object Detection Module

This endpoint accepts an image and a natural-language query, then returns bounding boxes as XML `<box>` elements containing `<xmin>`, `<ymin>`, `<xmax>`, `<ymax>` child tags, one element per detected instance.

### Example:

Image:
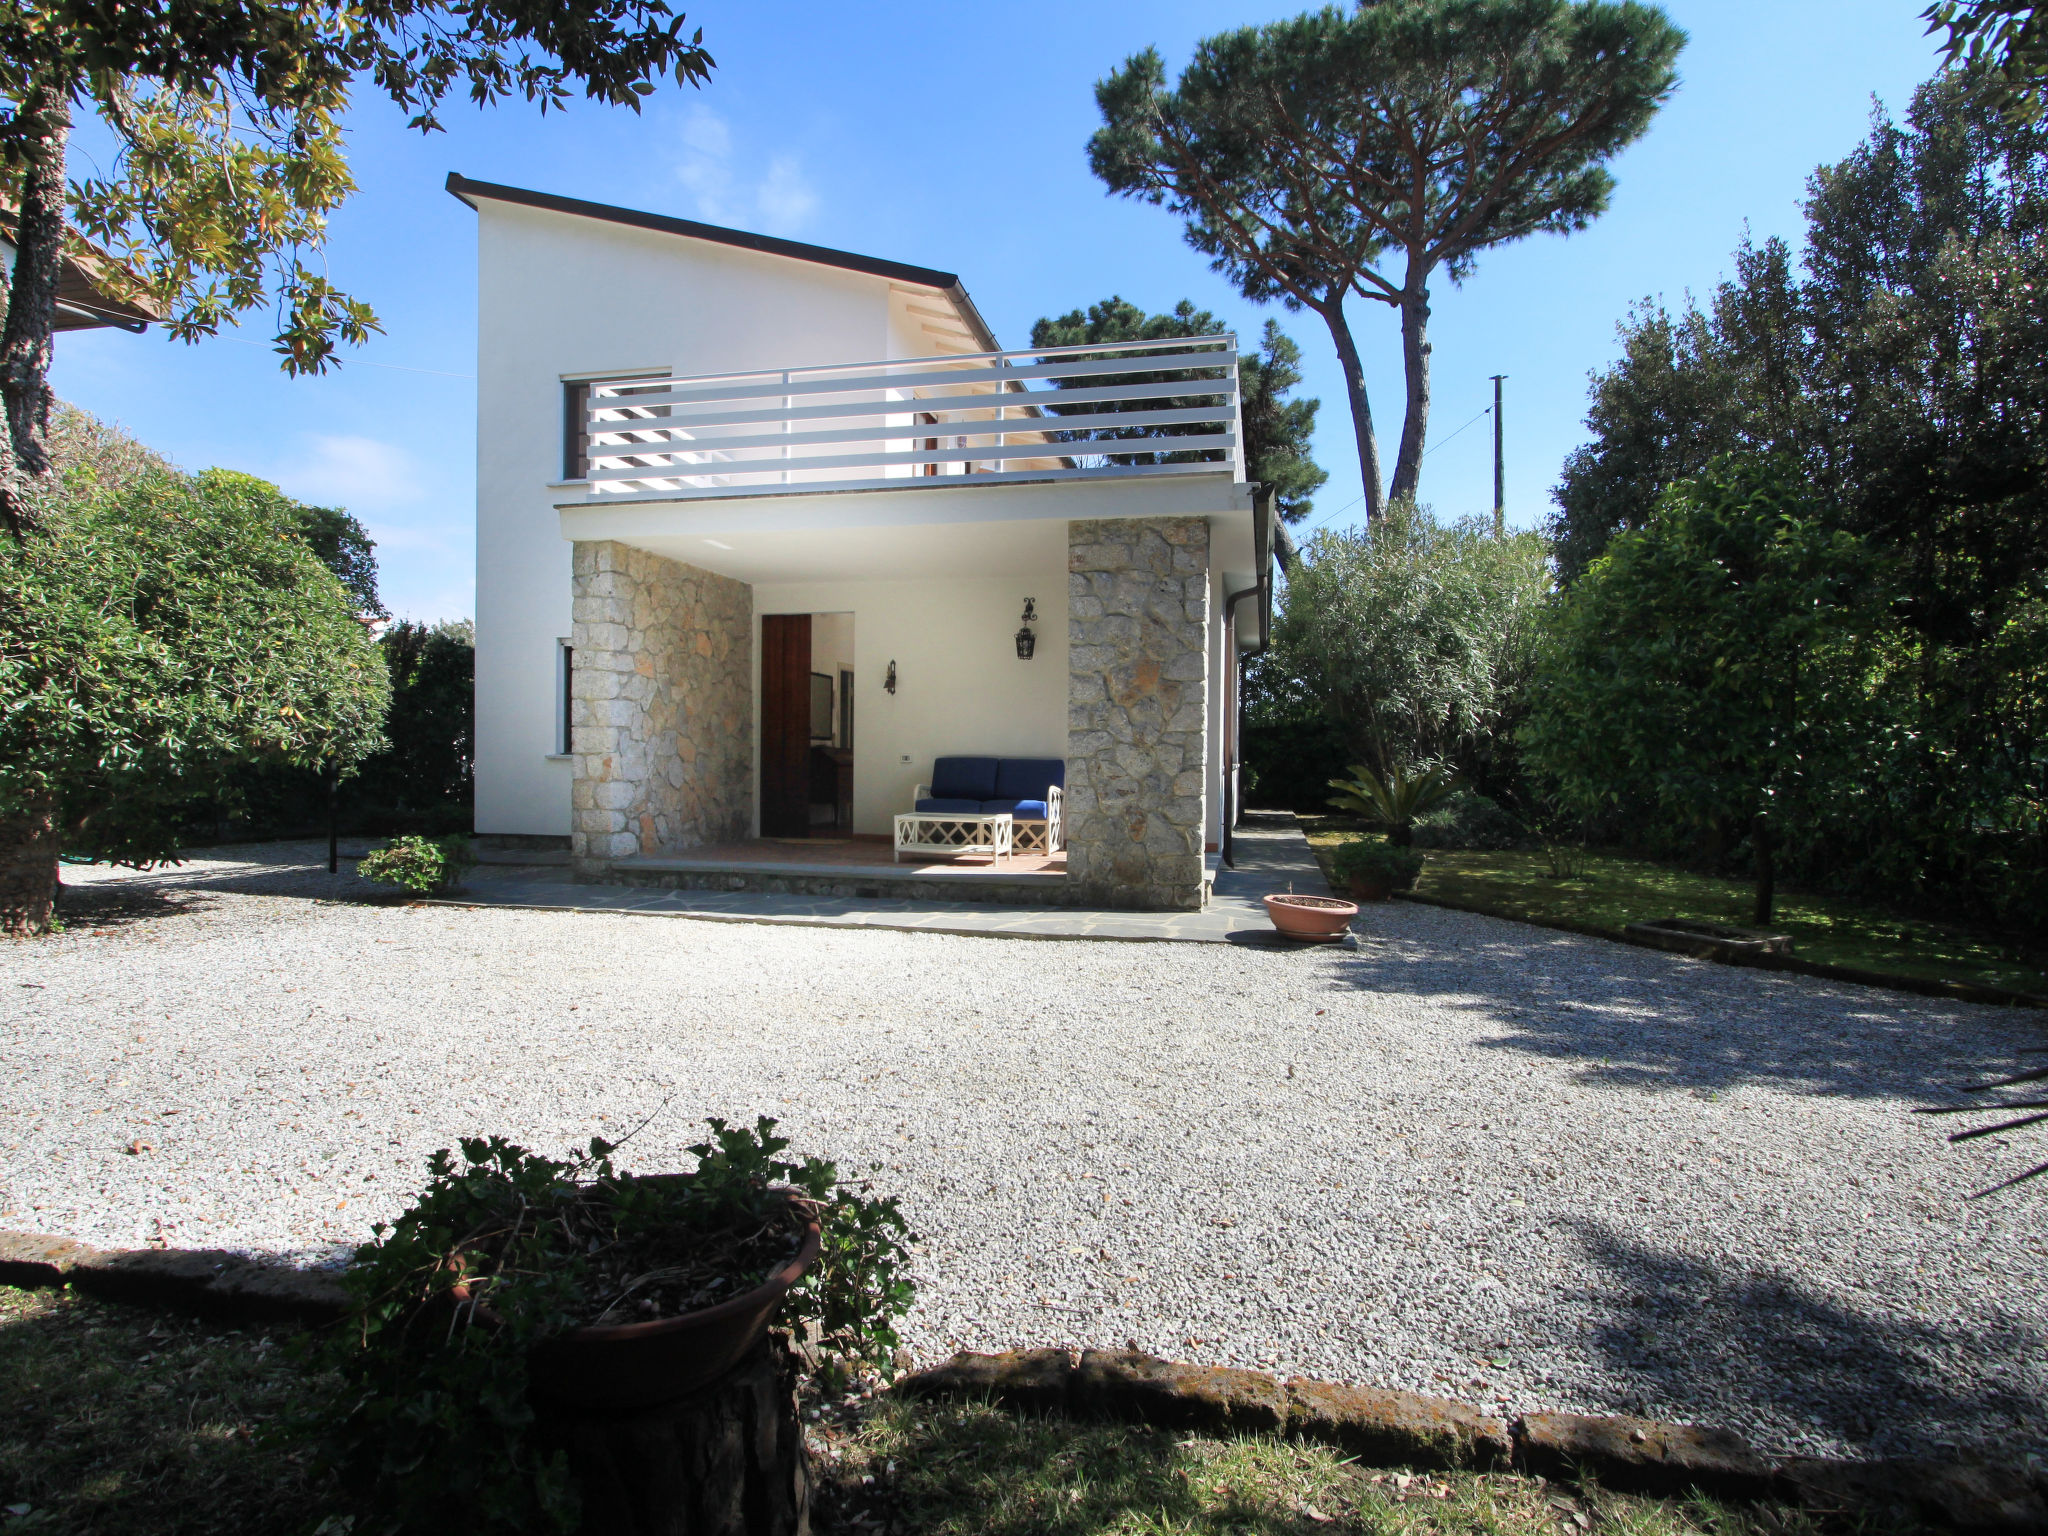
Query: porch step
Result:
<box><xmin>602</xmin><ymin>855</ymin><xmax>1072</xmax><ymax>907</ymax></box>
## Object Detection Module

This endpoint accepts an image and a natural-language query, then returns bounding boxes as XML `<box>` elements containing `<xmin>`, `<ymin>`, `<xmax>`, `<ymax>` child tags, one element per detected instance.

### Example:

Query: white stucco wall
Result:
<box><xmin>472</xmin><ymin>200</ymin><xmax>898</xmax><ymax>836</ymax></box>
<box><xmin>750</xmin><ymin>574</ymin><xmax>1069</xmax><ymax>836</ymax></box>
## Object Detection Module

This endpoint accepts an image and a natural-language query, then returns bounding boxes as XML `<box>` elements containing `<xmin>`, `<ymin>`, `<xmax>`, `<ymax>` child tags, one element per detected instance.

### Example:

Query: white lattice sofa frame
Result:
<box><xmin>909</xmin><ymin>782</ymin><xmax>1062</xmax><ymax>854</ymax></box>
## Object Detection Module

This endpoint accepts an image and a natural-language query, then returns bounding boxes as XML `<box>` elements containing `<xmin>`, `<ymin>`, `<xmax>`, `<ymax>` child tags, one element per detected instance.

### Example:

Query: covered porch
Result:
<box><xmin>556</xmin><ymin>337</ymin><xmax>1267</xmax><ymax>912</ymax></box>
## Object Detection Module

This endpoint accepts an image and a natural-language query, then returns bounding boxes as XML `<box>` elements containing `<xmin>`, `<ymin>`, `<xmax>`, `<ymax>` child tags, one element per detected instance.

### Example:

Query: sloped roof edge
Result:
<box><xmin>445</xmin><ymin>173</ymin><xmax>999</xmax><ymax>352</ymax></box>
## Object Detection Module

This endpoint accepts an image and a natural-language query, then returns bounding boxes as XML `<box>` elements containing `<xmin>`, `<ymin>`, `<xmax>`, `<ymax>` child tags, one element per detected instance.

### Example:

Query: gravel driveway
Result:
<box><xmin>5</xmin><ymin>844</ymin><xmax>2045</xmax><ymax>1463</ymax></box>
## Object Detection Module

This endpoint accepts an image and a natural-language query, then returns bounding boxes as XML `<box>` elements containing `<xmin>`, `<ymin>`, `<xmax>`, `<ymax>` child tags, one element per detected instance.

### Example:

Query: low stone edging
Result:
<box><xmin>0</xmin><ymin>1229</ymin><xmax>346</xmax><ymax>1325</ymax></box>
<box><xmin>895</xmin><ymin>1348</ymin><xmax>2048</xmax><ymax>1533</ymax></box>
<box><xmin>7</xmin><ymin>1232</ymin><xmax>2044</xmax><ymax>1532</ymax></box>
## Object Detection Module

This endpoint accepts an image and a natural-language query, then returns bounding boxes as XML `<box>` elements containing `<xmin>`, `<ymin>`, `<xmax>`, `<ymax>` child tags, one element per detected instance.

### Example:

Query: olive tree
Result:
<box><xmin>1273</xmin><ymin>500</ymin><xmax>1550</xmax><ymax>775</ymax></box>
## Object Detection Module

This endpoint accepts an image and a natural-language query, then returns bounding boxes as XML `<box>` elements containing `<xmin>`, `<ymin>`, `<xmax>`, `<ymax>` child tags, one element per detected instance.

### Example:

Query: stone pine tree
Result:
<box><xmin>1088</xmin><ymin>0</ymin><xmax>1684</xmax><ymax>521</ymax></box>
<box><xmin>0</xmin><ymin>0</ymin><xmax>714</xmax><ymax>537</ymax></box>
<box><xmin>1029</xmin><ymin>296</ymin><xmax>1326</xmax><ymax>566</ymax></box>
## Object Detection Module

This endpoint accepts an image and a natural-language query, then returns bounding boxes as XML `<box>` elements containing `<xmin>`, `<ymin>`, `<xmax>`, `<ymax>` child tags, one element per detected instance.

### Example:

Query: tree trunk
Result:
<box><xmin>1317</xmin><ymin>298</ymin><xmax>1385</xmax><ymax>524</ymax></box>
<box><xmin>1751</xmin><ymin>811</ymin><xmax>1776</xmax><ymax>928</ymax></box>
<box><xmin>0</xmin><ymin>794</ymin><xmax>62</xmax><ymax>935</ymax></box>
<box><xmin>0</xmin><ymin>83</ymin><xmax>69</xmax><ymax>539</ymax></box>
<box><xmin>538</xmin><ymin>1334</ymin><xmax>810</xmax><ymax>1536</ymax></box>
<box><xmin>1388</xmin><ymin>281</ymin><xmax>1432</xmax><ymax>506</ymax></box>
<box><xmin>1271</xmin><ymin>519</ymin><xmax>1298</xmax><ymax>575</ymax></box>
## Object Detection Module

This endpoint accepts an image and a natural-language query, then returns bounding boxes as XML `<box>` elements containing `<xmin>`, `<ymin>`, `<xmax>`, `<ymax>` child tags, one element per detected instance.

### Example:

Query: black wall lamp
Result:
<box><xmin>884</xmin><ymin>659</ymin><xmax>898</xmax><ymax>695</ymax></box>
<box><xmin>1015</xmin><ymin>597</ymin><xmax>1037</xmax><ymax>660</ymax></box>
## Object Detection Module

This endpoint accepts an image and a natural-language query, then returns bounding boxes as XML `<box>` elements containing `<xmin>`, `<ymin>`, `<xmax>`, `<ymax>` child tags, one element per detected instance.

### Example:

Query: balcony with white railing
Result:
<box><xmin>561</xmin><ymin>336</ymin><xmax>1243</xmax><ymax>505</ymax></box>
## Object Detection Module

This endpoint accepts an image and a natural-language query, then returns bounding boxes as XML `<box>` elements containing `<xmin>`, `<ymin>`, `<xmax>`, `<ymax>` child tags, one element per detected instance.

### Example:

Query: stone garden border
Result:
<box><xmin>5</xmin><ymin>1231</ymin><xmax>2044</xmax><ymax>1531</ymax></box>
<box><xmin>896</xmin><ymin>1349</ymin><xmax>2048</xmax><ymax>1532</ymax></box>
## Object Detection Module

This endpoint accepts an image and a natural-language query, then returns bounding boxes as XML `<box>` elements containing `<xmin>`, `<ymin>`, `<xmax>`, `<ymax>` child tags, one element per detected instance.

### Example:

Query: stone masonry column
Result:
<box><xmin>570</xmin><ymin>540</ymin><xmax>753</xmax><ymax>879</ymax></box>
<box><xmin>1065</xmin><ymin>517</ymin><xmax>1211</xmax><ymax>910</ymax></box>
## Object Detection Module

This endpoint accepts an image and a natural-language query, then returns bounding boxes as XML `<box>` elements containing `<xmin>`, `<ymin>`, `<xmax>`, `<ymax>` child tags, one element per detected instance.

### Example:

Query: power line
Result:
<box><xmin>1293</xmin><ymin>401</ymin><xmax>1496</xmax><ymax>537</ymax></box>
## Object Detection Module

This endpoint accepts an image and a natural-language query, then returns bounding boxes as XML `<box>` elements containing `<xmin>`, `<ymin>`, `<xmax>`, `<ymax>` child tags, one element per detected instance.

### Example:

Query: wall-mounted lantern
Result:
<box><xmin>1015</xmin><ymin>597</ymin><xmax>1037</xmax><ymax>660</ymax></box>
<box><xmin>884</xmin><ymin>659</ymin><xmax>898</xmax><ymax>695</ymax></box>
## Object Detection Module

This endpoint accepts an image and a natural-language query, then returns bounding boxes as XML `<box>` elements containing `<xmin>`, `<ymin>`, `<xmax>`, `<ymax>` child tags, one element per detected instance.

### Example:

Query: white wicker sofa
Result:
<box><xmin>906</xmin><ymin>755</ymin><xmax>1064</xmax><ymax>855</ymax></box>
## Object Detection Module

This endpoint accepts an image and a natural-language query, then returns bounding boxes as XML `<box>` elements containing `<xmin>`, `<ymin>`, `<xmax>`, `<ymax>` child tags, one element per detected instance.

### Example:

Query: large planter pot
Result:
<box><xmin>1263</xmin><ymin>893</ymin><xmax>1359</xmax><ymax>942</ymax></box>
<box><xmin>456</xmin><ymin>1184</ymin><xmax>823</xmax><ymax>1414</ymax></box>
<box><xmin>1346</xmin><ymin>874</ymin><xmax>1395</xmax><ymax>903</ymax></box>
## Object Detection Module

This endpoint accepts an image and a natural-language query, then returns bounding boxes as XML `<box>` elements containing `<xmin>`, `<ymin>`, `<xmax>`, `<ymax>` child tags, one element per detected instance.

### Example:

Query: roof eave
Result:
<box><xmin>446</xmin><ymin>172</ymin><xmax>998</xmax><ymax>349</ymax></box>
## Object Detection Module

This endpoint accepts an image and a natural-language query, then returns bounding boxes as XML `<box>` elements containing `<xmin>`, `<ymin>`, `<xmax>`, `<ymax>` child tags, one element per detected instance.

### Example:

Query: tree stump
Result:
<box><xmin>539</xmin><ymin>1332</ymin><xmax>810</xmax><ymax>1536</ymax></box>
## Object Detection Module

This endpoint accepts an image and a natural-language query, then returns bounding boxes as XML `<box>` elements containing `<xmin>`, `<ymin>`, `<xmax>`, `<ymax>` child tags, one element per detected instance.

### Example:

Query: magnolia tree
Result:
<box><xmin>0</xmin><ymin>0</ymin><xmax>713</xmax><ymax>535</ymax></box>
<box><xmin>0</xmin><ymin>437</ymin><xmax>390</xmax><ymax>932</ymax></box>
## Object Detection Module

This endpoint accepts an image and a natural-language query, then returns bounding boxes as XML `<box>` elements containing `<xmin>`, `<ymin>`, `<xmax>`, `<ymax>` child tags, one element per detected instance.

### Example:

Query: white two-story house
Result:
<box><xmin>451</xmin><ymin>174</ymin><xmax>1270</xmax><ymax>911</ymax></box>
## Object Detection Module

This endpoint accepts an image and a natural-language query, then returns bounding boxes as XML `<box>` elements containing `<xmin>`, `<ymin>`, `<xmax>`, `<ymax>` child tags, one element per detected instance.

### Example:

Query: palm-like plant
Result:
<box><xmin>1326</xmin><ymin>762</ymin><xmax>1460</xmax><ymax>847</ymax></box>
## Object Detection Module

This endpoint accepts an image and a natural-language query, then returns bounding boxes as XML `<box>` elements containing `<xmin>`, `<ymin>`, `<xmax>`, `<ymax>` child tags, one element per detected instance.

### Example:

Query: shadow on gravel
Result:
<box><xmin>49</xmin><ymin>881</ymin><xmax>206</xmax><ymax>930</ymax></box>
<box><xmin>1322</xmin><ymin>923</ymin><xmax>2042</xmax><ymax>1103</ymax></box>
<box><xmin>1566</xmin><ymin>1219</ymin><xmax>2047</xmax><ymax>1460</ymax></box>
<box><xmin>58</xmin><ymin>843</ymin><xmax>393</xmax><ymax>914</ymax></box>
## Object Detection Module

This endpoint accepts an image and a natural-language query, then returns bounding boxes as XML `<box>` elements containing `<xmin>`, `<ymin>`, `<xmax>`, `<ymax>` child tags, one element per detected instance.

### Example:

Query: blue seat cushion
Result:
<box><xmin>930</xmin><ymin>756</ymin><xmax>1000</xmax><ymax>801</ymax></box>
<box><xmin>981</xmin><ymin>798</ymin><xmax>1049</xmax><ymax>819</ymax></box>
<box><xmin>915</xmin><ymin>797</ymin><xmax>984</xmax><ymax>815</ymax></box>
<box><xmin>993</xmin><ymin>758</ymin><xmax>1064</xmax><ymax>801</ymax></box>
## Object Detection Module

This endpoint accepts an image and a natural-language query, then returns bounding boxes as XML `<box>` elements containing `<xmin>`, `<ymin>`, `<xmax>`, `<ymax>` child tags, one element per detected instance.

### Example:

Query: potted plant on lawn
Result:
<box><xmin>1326</xmin><ymin>761</ymin><xmax>1459</xmax><ymax>846</ymax></box>
<box><xmin>314</xmin><ymin>1115</ymin><xmax>913</xmax><ymax>1535</ymax></box>
<box><xmin>1331</xmin><ymin>836</ymin><xmax>1425</xmax><ymax>902</ymax></box>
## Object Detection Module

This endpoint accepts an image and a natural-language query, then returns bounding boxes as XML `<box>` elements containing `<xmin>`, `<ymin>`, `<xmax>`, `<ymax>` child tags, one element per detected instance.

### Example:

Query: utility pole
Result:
<box><xmin>1490</xmin><ymin>374</ymin><xmax>1507</xmax><ymax>536</ymax></box>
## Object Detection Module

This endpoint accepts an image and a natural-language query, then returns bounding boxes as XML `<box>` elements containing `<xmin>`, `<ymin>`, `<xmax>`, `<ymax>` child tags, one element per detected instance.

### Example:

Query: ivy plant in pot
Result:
<box><xmin>1331</xmin><ymin>836</ymin><xmax>1424</xmax><ymax>901</ymax></box>
<box><xmin>311</xmin><ymin>1116</ymin><xmax>913</xmax><ymax>1534</ymax></box>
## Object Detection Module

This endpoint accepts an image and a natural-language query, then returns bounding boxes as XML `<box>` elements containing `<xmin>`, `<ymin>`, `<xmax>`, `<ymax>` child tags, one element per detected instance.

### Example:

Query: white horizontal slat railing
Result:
<box><xmin>566</xmin><ymin>336</ymin><xmax>1244</xmax><ymax>503</ymax></box>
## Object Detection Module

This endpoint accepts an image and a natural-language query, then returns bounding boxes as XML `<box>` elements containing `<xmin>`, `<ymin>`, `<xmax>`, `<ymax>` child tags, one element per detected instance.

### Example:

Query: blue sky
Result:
<box><xmin>52</xmin><ymin>0</ymin><xmax>1944</xmax><ymax>622</ymax></box>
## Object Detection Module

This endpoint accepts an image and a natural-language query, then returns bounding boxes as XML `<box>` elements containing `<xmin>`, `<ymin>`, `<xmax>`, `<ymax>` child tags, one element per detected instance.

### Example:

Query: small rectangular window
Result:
<box><xmin>563</xmin><ymin>382</ymin><xmax>592</xmax><ymax>480</ymax></box>
<box><xmin>558</xmin><ymin>640</ymin><xmax>575</xmax><ymax>755</ymax></box>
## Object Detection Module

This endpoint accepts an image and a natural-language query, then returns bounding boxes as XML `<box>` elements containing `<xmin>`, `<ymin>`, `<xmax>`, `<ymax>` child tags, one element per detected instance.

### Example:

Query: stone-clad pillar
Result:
<box><xmin>570</xmin><ymin>541</ymin><xmax>753</xmax><ymax>879</ymax></box>
<box><xmin>1065</xmin><ymin>517</ymin><xmax>1211</xmax><ymax>910</ymax></box>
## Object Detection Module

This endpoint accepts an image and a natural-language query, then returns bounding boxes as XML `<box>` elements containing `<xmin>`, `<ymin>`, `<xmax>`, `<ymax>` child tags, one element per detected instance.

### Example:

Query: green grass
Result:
<box><xmin>2</xmin><ymin>1284</ymin><xmax>1864</xmax><ymax>1536</ymax></box>
<box><xmin>819</xmin><ymin>1397</ymin><xmax>1848</xmax><ymax>1536</ymax></box>
<box><xmin>0</xmin><ymin>1286</ymin><xmax>336</xmax><ymax>1535</ymax></box>
<box><xmin>1298</xmin><ymin>821</ymin><xmax>2048</xmax><ymax>999</ymax></box>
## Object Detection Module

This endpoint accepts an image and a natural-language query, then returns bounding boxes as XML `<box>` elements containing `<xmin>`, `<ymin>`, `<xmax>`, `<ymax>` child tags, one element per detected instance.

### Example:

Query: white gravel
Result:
<box><xmin>5</xmin><ymin>843</ymin><xmax>2046</xmax><ymax>1464</ymax></box>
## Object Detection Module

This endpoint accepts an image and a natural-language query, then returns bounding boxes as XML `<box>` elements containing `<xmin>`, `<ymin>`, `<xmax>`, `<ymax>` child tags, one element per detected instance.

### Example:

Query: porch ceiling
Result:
<box><xmin>585</xmin><ymin>515</ymin><xmax>1068</xmax><ymax>583</ymax></box>
<box><xmin>556</xmin><ymin>474</ymin><xmax>1260</xmax><ymax>585</ymax></box>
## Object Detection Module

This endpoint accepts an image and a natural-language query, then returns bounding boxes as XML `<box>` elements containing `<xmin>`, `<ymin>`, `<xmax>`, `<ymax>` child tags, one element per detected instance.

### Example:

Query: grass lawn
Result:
<box><xmin>0</xmin><ymin>1284</ymin><xmax>1849</xmax><ymax>1535</ymax></box>
<box><xmin>1297</xmin><ymin>818</ymin><xmax>2048</xmax><ymax>999</ymax></box>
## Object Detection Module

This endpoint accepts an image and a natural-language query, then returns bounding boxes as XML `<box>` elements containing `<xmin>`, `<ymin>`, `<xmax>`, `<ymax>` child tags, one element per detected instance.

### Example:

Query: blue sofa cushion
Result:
<box><xmin>981</xmin><ymin>798</ymin><xmax>1049</xmax><ymax>819</ymax></box>
<box><xmin>915</xmin><ymin>797</ymin><xmax>984</xmax><ymax>815</ymax></box>
<box><xmin>930</xmin><ymin>756</ymin><xmax>1000</xmax><ymax>801</ymax></box>
<box><xmin>993</xmin><ymin>758</ymin><xmax>1064</xmax><ymax>801</ymax></box>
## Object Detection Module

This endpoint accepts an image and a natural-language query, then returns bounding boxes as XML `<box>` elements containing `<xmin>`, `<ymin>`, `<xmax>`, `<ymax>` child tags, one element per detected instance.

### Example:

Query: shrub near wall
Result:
<box><xmin>202</xmin><ymin>620</ymin><xmax>475</xmax><ymax>842</ymax></box>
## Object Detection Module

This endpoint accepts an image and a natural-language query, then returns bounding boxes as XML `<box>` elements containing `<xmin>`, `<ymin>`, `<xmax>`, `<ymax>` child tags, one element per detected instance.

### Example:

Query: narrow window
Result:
<box><xmin>563</xmin><ymin>381</ymin><xmax>592</xmax><ymax>480</ymax></box>
<box><xmin>559</xmin><ymin>640</ymin><xmax>575</xmax><ymax>755</ymax></box>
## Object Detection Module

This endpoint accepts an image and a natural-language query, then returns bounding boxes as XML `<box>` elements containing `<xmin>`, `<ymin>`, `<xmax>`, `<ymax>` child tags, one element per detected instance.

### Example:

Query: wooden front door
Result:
<box><xmin>760</xmin><ymin>613</ymin><xmax>812</xmax><ymax>837</ymax></box>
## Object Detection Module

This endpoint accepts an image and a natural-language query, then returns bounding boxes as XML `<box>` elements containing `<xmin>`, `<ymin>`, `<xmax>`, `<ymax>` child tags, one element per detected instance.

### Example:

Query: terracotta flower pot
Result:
<box><xmin>455</xmin><ymin>1184</ymin><xmax>823</xmax><ymax>1414</ymax></box>
<box><xmin>1263</xmin><ymin>892</ymin><xmax>1359</xmax><ymax>942</ymax></box>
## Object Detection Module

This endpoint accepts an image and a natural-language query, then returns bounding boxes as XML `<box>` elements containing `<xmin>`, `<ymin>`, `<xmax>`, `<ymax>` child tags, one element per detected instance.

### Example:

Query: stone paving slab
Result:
<box><xmin>438</xmin><ymin>812</ymin><xmax>1335</xmax><ymax>944</ymax></box>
